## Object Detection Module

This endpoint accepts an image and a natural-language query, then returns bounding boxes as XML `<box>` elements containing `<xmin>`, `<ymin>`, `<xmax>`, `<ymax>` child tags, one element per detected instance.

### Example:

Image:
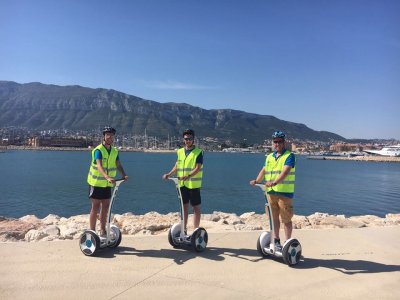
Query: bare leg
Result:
<box><xmin>99</xmin><ymin>199</ymin><xmax>110</xmax><ymax>233</ymax></box>
<box><xmin>193</xmin><ymin>205</ymin><xmax>201</xmax><ymax>228</ymax></box>
<box><xmin>268</xmin><ymin>194</ymin><xmax>280</xmax><ymax>241</ymax></box>
<box><xmin>89</xmin><ymin>199</ymin><xmax>101</xmax><ymax>231</ymax></box>
<box><xmin>183</xmin><ymin>203</ymin><xmax>189</xmax><ymax>232</ymax></box>
<box><xmin>273</xmin><ymin>217</ymin><xmax>280</xmax><ymax>241</ymax></box>
<box><xmin>284</xmin><ymin>221</ymin><xmax>293</xmax><ymax>241</ymax></box>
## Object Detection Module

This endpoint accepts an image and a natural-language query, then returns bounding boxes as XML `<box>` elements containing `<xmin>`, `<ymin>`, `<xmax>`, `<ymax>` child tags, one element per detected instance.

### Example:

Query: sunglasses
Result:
<box><xmin>273</xmin><ymin>140</ymin><xmax>284</xmax><ymax>144</ymax></box>
<box><xmin>184</xmin><ymin>137</ymin><xmax>193</xmax><ymax>141</ymax></box>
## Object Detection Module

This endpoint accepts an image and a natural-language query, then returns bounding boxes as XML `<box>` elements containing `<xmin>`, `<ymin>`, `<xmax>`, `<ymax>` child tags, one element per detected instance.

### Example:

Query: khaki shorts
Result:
<box><xmin>267</xmin><ymin>194</ymin><xmax>294</xmax><ymax>224</ymax></box>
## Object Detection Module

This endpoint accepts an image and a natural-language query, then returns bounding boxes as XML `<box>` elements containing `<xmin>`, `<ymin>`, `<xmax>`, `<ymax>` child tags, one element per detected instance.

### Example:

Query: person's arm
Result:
<box><xmin>250</xmin><ymin>167</ymin><xmax>265</xmax><ymax>185</ymax></box>
<box><xmin>163</xmin><ymin>162</ymin><xmax>177</xmax><ymax>180</ymax></box>
<box><xmin>266</xmin><ymin>165</ymin><xmax>292</xmax><ymax>187</ymax></box>
<box><xmin>96</xmin><ymin>159</ymin><xmax>115</xmax><ymax>184</ymax></box>
<box><xmin>116</xmin><ymin>160</ymin><xmax>128</xmax><ymax>180</ymax></box>
<box><xmin>181</xmin><ymin>163</ymin><xmax>202</xmax><ymax>181</ymax></box>
<box><xmin>181</xmin><ymin>151</ymin><xmax>203</xmax><ymax>181</ymax></box>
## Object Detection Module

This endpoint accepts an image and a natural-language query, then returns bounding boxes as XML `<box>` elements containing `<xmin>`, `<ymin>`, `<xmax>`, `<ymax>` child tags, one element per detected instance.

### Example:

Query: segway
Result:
<box><xmin>79</xmin><ymin>179</ymin><xmax>125</xmax><ymax>256</ymax></box>
<box><xmin>254</xmin><ymin>184</ymin><xmax>302</xmax><ymax>266</ymax></box>
<box><xmin>166</xmin><ymin>177</ymin><xmax>208</xmax><ymax>252</ymax></box>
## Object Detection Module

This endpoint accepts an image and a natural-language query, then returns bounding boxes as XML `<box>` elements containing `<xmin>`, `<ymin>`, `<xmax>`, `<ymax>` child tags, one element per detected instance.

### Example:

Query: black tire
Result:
<box><xmin>168</xmin><ymin>224</ymin><xmax>181</xmax><ymax>248</ymax></box>
<box><xmin>191</xmin><ymin>227</ymin><xmax>208</xmax><ymax>252</ymax></box>
<box><xmin>282</xmin><ymin>239</ymin><xmax>302</xmax><ymax>266</ymax></box>
<box><xmin>257</xmin><ymin>232</ymin><xmax>271</xmax><ymax>258</ymax></box>
<box><xmin>108</xmin><ymin>225</ymin><xmax>122</xmax><ymax>248</ymax></box>
<box><xmin>79</xmin><ymin>230</ymin><xmax>100</xmax><ymax>256</ymax></box>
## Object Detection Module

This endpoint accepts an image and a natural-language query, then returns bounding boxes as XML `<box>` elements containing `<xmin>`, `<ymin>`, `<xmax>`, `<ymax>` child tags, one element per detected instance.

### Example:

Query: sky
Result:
<box><xmin>0</xmin><ymin>0</ymin><xmax>399</xmax><ymax>140</ymax></box>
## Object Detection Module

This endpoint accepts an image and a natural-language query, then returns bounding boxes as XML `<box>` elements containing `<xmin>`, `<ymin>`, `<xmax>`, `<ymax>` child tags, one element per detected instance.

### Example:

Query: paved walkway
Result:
<box><xmin>1</xmin><ymin>227</ymin><xmax>400</xmax><ymax>299</ymax></box>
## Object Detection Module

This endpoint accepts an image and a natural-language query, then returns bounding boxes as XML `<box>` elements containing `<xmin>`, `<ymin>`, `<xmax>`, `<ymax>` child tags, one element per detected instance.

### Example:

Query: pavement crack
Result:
<box><xmin>107</xmin><ymin>260</ymin><xmax>176</xmax><ymax>300</ymax></box>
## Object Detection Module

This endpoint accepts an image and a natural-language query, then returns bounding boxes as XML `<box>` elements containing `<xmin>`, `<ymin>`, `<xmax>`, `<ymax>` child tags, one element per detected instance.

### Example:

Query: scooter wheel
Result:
<box><xmin>191</xmin><ymin>227</ymin><xmax>208</xmax><ymax>252</ymax></box>
<box><xmin>79</xmin><ymin>230</ymin><xmax>100</xmax><ymax>256</ymax></box>
<box><xmin>108</xmin><ymin>225</ymin><xmax>122</xmax><ymax>248</ymax></box>
<box><xmin>168</xmin><ymin>223</ymin><xmax>181</xmax><ymax>248</ymax></box>
<box><xmin>257</xmin><ymin>231</ymin><xmax>271</xmax><ymax>258</ymax></box>
<box><xmin>282</xmin><ymin>239</ymin><xmax>302</xmax><ymax>266</ymax></box>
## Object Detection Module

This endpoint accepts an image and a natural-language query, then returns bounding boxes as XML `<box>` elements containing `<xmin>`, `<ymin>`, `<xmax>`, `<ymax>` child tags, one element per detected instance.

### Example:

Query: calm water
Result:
<box><xmin>1</xmin><ymin>150</ymin><xmax>399</xmax><ymax>218</ymax></box>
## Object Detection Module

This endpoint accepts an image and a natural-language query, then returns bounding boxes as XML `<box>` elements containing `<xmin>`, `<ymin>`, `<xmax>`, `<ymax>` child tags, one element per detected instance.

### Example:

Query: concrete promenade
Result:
<box><xmin>1</xmin><ymin>227</ymin><xmax>400</xmax><ymax>299</ymax></box>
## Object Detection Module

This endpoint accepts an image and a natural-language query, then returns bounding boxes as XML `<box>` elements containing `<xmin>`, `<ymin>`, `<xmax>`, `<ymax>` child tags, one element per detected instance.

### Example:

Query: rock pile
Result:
<box><xmin>0</xmin><ymin>212</ymin><xmax>399</xmax><ymax>242</ymax></box>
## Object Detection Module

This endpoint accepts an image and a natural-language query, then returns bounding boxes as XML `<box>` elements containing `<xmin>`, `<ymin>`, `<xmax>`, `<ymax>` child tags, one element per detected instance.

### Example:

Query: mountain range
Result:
<box><xmin>0</xmin><ymin>81</ymin><xmax>345</xmax><ymax>143</ymax></box>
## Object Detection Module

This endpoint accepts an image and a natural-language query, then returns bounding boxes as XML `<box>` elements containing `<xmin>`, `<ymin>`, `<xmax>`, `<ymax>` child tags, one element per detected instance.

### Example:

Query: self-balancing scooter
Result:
<box><xmin>254</xmin><ymin>184</ymin><xmax>302</xmax><ymax>266</ymax></box>
<box><xmin>166</xmin><ymin>177</ymin><xmax>208</xmax><ymax>252</ymax></box>
<box><xmin>79</xmin><ymin>179</ymin><xmax>125</xmax><ymax>256</ymax></box>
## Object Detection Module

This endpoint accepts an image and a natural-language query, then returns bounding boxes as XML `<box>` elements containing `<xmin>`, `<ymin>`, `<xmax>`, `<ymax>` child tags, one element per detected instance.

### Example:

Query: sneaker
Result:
<box><xmin>99</xmin><ymin>230</ymin><xmax>107</xmax><ymax>238</ymax></box>
<box><xmin>274</xmin><ymin>243</ymin><xmax>282</xmax><ymax>252</ymax></box>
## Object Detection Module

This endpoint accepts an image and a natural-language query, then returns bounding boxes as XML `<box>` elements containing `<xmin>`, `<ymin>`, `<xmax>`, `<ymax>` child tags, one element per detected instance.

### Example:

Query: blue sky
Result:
<box><xmin>1</xmin><ymin>0</ymin><xmax>399</xmax><ymax>140</ymax></box>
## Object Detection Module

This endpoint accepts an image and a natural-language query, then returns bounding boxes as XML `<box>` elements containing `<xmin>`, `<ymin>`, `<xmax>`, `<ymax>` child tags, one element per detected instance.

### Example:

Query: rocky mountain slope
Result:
<box><xmin>0</xmin><ymin>81</ymin><xmax>345</xmax><ymax>143</ymax></box>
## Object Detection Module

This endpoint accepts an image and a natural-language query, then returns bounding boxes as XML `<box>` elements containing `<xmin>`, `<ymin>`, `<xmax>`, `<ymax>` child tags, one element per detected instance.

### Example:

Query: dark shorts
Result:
<box><xmin>88</xmin><ymin>186</ymin><xmax>111</xmax><ymax>200</ymax></box>
<box><xmin>180</xmin><ymin>186</ymin><xmax>201</xmax><ymax>206</ymax></box>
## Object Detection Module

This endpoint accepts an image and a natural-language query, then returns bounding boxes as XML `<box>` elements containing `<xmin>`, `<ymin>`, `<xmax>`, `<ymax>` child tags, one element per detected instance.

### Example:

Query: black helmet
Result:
<box><xmin>272</xmin><ymin>130</ymin><xmax>285</xmax><ymax>139</ymax></box>
<box><xmin>182</xmin><ymin>128</ymin><xmax>195</xmax><ymax>137</ymax></box>
<box><xmin>102</xmin><ymin>126</ymin><xmax>116</xmax><ymax>135</ymax></box>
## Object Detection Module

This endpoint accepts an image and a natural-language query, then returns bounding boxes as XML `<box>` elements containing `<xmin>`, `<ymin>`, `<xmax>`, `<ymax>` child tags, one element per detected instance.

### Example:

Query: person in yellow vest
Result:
<box><xmin>250</xmin><ymin>131</ymin><xmax>296</xmax><ymax>251</ymax></box>
<box><xmin>163</xmin><ymin>129</ymin><xmax>204</xmax><ymax>232</ymax></box>
<box><xmin>87</xmin><ymin>126</ymin><xmax>128</xmax><ymax>236</ymax></box>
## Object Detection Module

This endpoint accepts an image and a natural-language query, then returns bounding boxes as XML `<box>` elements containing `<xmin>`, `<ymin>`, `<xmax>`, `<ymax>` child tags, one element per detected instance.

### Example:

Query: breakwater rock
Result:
<box><xmin>0</xmin><ymin>212</ymin><xmax>399</xmax><ymax>242</ymax></box>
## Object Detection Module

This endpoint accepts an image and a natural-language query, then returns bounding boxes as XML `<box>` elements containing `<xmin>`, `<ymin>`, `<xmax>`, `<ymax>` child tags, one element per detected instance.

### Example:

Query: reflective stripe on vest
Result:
<box><xmin>87</xmin><ymin>144</ymin><xmax>118</xmax><ymax>187</ymax></box>
<box><xmin>264</xmin><ymin>150</ymin><xmax>295</xmax><ymax>193</ymax></box>
<box><xmin>176</xmin><ymin>147</ymin><xmax>203</xmax><ymax>188</ymax></box>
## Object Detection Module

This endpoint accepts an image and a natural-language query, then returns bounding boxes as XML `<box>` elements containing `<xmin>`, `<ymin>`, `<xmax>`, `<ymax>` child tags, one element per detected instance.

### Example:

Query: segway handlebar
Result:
<box><xmin>255</xmin><ymin>183</ymin><xmax>266</xmax><ymax>192</ymax></box>
<box><xmin>113</xmin><ymin>178</ymin><xmax>126</xmax><ymax>187</ymax></box>
<box><xmin>167</xmin><ymin>177</ymin><xmax>179</xmax><ymax>185</ymax></box>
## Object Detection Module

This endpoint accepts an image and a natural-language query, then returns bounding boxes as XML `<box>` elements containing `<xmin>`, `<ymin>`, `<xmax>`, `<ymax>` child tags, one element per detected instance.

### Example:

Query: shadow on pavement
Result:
<box><xmin>95</xmin><ymin>248</ymin><xmax>400</xmax><ymax>273</ymax></box>
<box><xmin>297</xmin><ymin>257</ymin><xmax>400</xmax><ymax>274</ymax></box>
<box><xmin>95</xmin><ymin>245</ymin><xmax>264</xmax><ymax>264</ymax></box>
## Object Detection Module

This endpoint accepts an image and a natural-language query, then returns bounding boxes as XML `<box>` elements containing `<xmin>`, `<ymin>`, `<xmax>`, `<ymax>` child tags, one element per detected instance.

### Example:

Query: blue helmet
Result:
<box><xmin>272</xmin><ymin>131</ymin><xmax>285</xmax><ymax>139</ymax></box>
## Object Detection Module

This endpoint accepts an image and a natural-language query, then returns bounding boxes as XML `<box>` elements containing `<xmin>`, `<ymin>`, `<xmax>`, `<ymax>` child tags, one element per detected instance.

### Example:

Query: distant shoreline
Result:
<box><xmin>308</xmin><ymin>155</ymin><xmax>400</xmax><ymax>163</ymax></box>
<box><xmin>3</xmin><ymin>146</ymin><xmax>400</xmax><ymax>162</ymax></box>
<box><xmin>2</xmin><ymin>145</ymin><xmax>176</xmax><ymax>153</ymax></box>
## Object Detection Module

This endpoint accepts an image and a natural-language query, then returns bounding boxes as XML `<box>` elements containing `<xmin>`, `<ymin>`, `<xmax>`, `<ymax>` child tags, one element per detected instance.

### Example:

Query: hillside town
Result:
<box><xmin>1</xmin><ymin>126</ymin><xmax>399</xmax><ymax>157</ymax></box>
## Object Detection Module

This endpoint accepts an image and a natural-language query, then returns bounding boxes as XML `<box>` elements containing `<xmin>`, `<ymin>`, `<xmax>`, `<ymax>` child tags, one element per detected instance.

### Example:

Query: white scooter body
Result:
<box><xmin>79</xmin><ymin>179</ymin><xmax>125</xmax><ymax>256</ymax></box>
<box><xmin>167</xmin><ymin>177</ymin><xmax>208</xmax><ymax>252</ymax></box>
<box><xmin>255</xmin><ymin>184</ymin><xmax>302</xmax><ymax>266</ymax></box>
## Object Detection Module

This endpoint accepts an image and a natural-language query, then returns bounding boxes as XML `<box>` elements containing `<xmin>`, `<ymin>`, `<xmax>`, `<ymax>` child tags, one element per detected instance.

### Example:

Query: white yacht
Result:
<box><xmin>364</xmin><ymin>145</ymin><xmax>400</xmax><ymax>157</ymax></box>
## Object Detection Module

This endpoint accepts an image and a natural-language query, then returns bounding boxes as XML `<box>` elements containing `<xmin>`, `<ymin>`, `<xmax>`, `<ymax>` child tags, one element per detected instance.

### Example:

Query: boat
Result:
<box><xmin>363</xmin><ymin>145</ymin><xmax>400</xmax><ymax>157</ymax></box>
<box><xmin>315</xmin><ymin>151</ymin><xmax>344</xmax><ymax>157</ymax></box>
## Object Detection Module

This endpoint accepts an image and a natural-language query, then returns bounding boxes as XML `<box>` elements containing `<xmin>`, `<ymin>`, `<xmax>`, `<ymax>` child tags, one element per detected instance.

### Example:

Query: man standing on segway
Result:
<box><xmin>250</xmin><ymin>130</ymin><xmax>296</xmax><ymax>252</ymax></box>
<box><xmin>163</xmin><ymin>129</ymin><xmax>204</xmax><ymax>234</ymax></box>
<box><xmin>87</xmin><ymin>126</ymin><xmax>128</xmax><ymax>237</ymax></box>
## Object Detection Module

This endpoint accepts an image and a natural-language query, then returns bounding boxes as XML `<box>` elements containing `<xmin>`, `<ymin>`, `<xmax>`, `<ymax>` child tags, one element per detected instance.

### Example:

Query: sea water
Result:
<box><xmin>1</xmin><ymin>150</ymin><xmax>399</xmax><ymax>218</ymax></box>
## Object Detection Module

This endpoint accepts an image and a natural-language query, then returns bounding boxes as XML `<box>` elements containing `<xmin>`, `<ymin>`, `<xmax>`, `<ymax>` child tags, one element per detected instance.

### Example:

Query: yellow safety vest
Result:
<box><xmin>176</xmin><ymin>147</ymin><xmax>203</xmax><ymax>189</ymax></box>
<box><xmin>87</xmin><ymin>144</ymin><xmax>118</xmax><ymax>187</ymax></box>
<box><xmin>264</xmin><ymin>150</ymin><xmax>295</xmax><ymax>193</ymax></box>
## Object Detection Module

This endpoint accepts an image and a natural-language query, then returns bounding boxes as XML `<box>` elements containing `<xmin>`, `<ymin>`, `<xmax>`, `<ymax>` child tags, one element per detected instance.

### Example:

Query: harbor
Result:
<box><xmin>307</xmin><ymin>155</ymin><xmax>400</xmax><ymax>163</ymax></box>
